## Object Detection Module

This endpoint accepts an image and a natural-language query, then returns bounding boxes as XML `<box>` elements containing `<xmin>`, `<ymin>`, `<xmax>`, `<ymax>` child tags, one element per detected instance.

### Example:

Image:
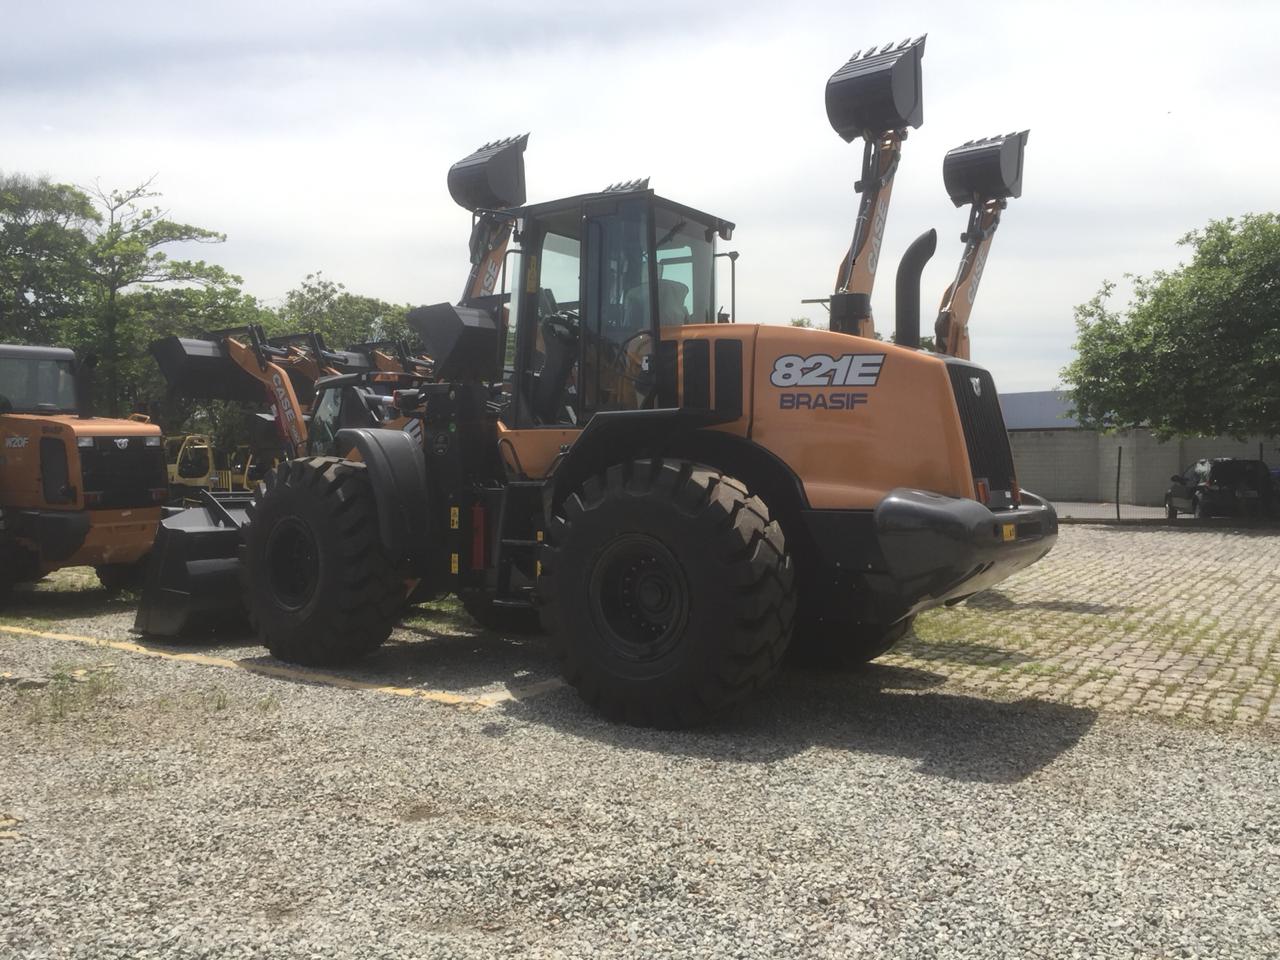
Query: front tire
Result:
<box><xmin>240</xmin><ymin>458</ymin><xmax>403</xmax><ymax>666</ymax></box>
<box><xmin>540</xmin><ymin>459</ymin><xmax>796</xmax><ymax>728</ymax></box>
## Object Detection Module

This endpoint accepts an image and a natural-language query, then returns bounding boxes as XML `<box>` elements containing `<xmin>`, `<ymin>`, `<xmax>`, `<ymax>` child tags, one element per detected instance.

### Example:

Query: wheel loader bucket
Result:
<box><xmin>447</xmin><ymin>134</ymin><xmax>529</xmax><ymax>212</ymax></box>
<box><xmin>149</xmin><ymin>336</ymin><xmax>266</xmax><ymax>403</ymax></box>
<box><xmin>943</xmin><ymin>131</ymin><xmax>1030</xmax><ymax>206</ymax></box>
<box><xmin>826</xmin><ymin>36</ymin><xmax>926</xmax><ymax>142</ymax></box>
<box><xmin>134</xmin><ymin>493</ymin><xmax>251</xmax><ymax>637</ymax></box>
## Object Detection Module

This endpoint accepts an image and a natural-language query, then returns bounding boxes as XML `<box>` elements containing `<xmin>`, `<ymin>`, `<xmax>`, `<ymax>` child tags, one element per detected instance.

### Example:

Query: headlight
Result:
<box><xmin>77</xmin><ymin>436</ymin><xmax>95</xmax><ymax>448</ymax></box>
<box><xmin>144</xmin><ymin>436</ymin><xmax>161</xmax><ymax>447</ymax></box>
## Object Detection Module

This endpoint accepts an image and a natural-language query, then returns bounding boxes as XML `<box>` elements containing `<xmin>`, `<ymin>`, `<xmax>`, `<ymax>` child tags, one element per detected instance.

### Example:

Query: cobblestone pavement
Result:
<box><xmin>897</xmin><ymin>525</ymin><xmax>1280</xmax><ymax>725</ymax></box>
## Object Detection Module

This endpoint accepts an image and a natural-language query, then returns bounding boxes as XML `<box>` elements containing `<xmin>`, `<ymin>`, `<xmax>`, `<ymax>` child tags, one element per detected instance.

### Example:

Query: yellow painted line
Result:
<box><xmin>0</xmin><ymin>624</ymin><xmax>563</xmax><ymax>708</ymax></box>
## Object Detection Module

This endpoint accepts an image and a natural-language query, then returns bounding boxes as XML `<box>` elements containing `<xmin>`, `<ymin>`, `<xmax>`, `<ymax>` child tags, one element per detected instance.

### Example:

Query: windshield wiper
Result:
<box><xmin>655</xmin><ymin>220</ymin><xmax>687</xmax><ymax>250</ymax></box>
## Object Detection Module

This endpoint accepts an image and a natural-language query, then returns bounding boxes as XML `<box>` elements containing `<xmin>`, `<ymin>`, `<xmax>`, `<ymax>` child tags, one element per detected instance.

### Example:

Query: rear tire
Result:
<box><xmin>96</xmin><ymin>560</ymin><xmax>149</xmax><ymax>594</ymax></box>
<box><xmin>540</xmin><ymin>459</ymin><xmax>796</xmax><ymax>728</ymax></box>
<box><xmin>459</xmin><ymin>593</ymin><xmax>544</xmax><ymax>635</ymax></box>
<box><xmin>791</xmin><ymin>615</ymin><xmax>914</xmax><ymax>668</ymax></box>
<box><xmin>240</xmin><ymin>458</ymin><xmax>403</xmax><ymax>666</ymax></box>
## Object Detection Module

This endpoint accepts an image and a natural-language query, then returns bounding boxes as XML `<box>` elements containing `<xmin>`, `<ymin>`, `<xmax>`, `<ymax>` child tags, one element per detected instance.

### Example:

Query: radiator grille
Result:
<box><xmin>79</xmin><ymin>438</ymin><xmax>166</xmax><ymax>509</ymax></box>
<box><xmin>946</xmin><ymin>364</ymin><xmax>1017</xmax><ymax>499</ymax></box>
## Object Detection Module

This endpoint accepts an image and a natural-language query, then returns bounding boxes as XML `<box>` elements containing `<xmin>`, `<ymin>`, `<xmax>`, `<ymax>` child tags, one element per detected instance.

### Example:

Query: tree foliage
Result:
<box><xmin>277</xmin><ymin>272</ymin><xmax>412</xmax><ymax>350</ymax></box>
<box><xmin>1063</xmin><ymin>214</ymin><xmax>1280</xmax><ymax>440</ymax></box>
<box><xmin>0</xmin><ymin>173</ymin><xmax>98</xmax><ymax>343</ymax></box>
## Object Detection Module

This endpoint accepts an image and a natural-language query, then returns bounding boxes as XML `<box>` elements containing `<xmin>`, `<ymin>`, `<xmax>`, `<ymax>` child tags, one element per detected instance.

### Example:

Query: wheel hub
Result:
<box><xmin>265</xmin><ymin>516</ymin><xmax>321</xmax><ymax>612</ymax></box>
<box><xmin>589</xmin><ymin>534</ymin><xmax>689</xmax><ymax>663</ymax></box>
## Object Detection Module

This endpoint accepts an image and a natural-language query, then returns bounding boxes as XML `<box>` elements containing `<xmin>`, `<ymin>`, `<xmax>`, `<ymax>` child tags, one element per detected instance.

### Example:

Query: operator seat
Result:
<box><xmin>622</xmin><ymin>278</ymin><xmax>690</xmax><ymax>328</ymax></box>
<box><xmin>531</xmin><ymin>315</ymin><xmax>579</xmax><ymax>423</ymax></box>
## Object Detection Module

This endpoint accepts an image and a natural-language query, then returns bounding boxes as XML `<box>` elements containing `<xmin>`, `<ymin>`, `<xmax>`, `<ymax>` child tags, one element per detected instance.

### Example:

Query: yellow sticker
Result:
<box><xmin>450</xmin><ymin>506</ymin><xmax>459</xmax><ymax>529</ymax></box>
<box><xmin>1002</xmin><ymin>523</ymin><xmax>1016</xmax><ymax>542</ymax></box>
<box><xmin>536</xmin><ymin>530</ymin><xmax>543</xmax><ymax>542</ymax></box>
<box><xmin>450</xmin><ymin>553</ymin><xmax>459</xmax><ymax>574</ymax></box>
<box><xmin>535</xmin><ymin>560</ymin><xmax>542</xmax><ymax>577</ymax></box>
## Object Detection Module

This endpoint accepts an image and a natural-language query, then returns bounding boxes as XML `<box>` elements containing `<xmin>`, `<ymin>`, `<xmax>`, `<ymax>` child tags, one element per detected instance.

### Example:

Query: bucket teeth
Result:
<box><xmin>942</xmin><ymin>130</ymin><xmax>1030</xmax><ymax>206</ymax></box>
<box><xmin>602</xmin><ymin>178</ymin><xmax>650</xmax><ymax>193</ymax></box>
<box><xmin>826</xmin><ymin>35</ymin><xmax>926</xmax><ymax>142</ymax></box>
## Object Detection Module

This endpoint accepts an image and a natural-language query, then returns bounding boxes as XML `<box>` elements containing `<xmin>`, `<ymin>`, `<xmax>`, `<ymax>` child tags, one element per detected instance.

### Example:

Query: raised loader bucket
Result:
<box><xmin>447</xmin><ymin>134</ymin><xmax>529</xmax><ymax>212</ymax></box>
<box><xmin>826</xmin><ymin>36</ymin><xmax>926</xmax><ymax>141</ymax></box>
<box><xmin>150</xmin><ymin>336</ymin><xmax>267</xmax><ymax>403</ymax></box>
<box><xmin>943</xmin><ymin>131</ymin><xmax>1030</xmax><ymax>205</ymax></box>
<box><xmin>134</xmin><ymin>492</ymin><xmax>251</xmax><ymax>637</ymax></box>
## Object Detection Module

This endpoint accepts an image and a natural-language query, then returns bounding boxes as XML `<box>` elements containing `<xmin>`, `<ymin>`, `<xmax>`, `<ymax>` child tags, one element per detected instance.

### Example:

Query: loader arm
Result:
<box><xmin>222</xmin><ymin>337</ymin><xmax>310</xmax><ymax>458</ymax></box>
<box><xmin>933</xmin><ymin>131</ymin><xmax>1029</xmax><ymax>360</ymax></box>
<box><xmin>462</xmin><ymin>213</ymin><xmax>516</xmax><ymax>304</ymax></box>
<box><xmin>833</xmin><ymin>133</ymin><xmax>904</xmax><ymax>338</ymax></box>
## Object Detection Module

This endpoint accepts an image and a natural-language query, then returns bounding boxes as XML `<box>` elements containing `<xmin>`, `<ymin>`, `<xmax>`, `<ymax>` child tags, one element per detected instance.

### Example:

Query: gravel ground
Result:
<box><xmin>3</xmin><ymin>625</ymin><xmax>1279</xmax><ymax>959</ymax></box>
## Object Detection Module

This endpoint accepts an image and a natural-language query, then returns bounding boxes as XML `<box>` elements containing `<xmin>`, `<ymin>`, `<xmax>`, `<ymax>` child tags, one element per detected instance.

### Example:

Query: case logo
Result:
<box><xmin>114</xmin><ymin>437</ymin><xmax>130</xmax><ymax>449</ymax></box>
<box><xmin>970</xmin><ymin>376</ymin><xmax>982</xmax><ymax>397</ymax></box>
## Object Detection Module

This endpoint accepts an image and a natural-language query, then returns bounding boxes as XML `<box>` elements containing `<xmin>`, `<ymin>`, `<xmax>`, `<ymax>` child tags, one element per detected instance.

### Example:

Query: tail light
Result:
<box><xmin>84</xmin><ymin>491</ymin><xmax>103</xmax><ymax>507</ymax></box>
<box><xmin>1011</xmin><ymin>480</ymin><xmax>1022</xmax><ymax>507</ymax></box>
<box><xmin>974</xmin><ymin>478</ymin><xmax>991</xmax><ymax>505</ymax></box>
<box><xmin>150</xmin><ymin>487</ymin><xmax>168</xmax><ymax>503</ymax></box>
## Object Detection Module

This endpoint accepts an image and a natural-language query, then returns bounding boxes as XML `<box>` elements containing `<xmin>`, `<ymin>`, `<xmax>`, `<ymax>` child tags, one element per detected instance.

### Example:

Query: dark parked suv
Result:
<box><xmin>1166</xmin><ymin>458</ymin><xmax>1273</xmax><ymax>519</ymax></box>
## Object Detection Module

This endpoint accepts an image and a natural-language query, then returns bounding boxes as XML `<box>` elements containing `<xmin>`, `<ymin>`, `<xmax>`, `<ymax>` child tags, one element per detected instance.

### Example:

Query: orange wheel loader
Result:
<box><xmin>136</xmin><ymin>38</ymin><xmax>1056</xmax><ymax>727</ymax></box>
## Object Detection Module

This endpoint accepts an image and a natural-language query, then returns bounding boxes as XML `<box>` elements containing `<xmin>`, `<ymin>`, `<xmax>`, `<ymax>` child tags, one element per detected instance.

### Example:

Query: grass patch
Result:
<box><xmin>18</xmin><ymin>661</ymin><xmax>123</xmax><ymax>725</ymax></box>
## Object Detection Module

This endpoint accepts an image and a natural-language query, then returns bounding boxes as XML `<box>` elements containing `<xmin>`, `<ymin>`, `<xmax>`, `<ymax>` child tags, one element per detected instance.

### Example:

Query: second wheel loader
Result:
<box><xmin>137</xmin><ymin>38</ymin><xmax>1056</xmax><ymax>727</ymax></box>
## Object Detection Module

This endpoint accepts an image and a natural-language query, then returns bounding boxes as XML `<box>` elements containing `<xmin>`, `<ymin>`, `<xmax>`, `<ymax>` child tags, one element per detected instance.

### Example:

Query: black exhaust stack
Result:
<box><xmin>894</xmin><ymin>228</ymin><xmax>937</xmax><ymax>349</ymax></box>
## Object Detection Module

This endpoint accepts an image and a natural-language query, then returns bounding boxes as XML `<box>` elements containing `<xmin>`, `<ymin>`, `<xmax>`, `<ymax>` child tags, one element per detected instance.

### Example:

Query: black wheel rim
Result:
<box><xmin>265</xmin><ymin>516</ymin><xmax>320</xmax><ymax>611</ymax></box>
<box><xmin>588</xmin><ymin>534</ymin><xmax>689</xmax><ymax>663</ymax></box>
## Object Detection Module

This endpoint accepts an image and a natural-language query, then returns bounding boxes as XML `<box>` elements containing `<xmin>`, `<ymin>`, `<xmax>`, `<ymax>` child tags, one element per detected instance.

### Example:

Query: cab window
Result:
<box><xmin>653</xmin><ymin>207</ymin><xmax>715</xmax><ymax>326</ymax></box>
<box><xmin>517</xmin><ymin>212</ymin><xmax>583</xmax><ymax>427</ymax></box>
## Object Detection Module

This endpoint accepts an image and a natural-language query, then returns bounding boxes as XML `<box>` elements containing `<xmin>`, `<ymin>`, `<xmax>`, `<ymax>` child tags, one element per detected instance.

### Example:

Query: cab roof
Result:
<box><xmin>0</xmin><ymin>344</ymin><xmax>76</xmax><ymax>362</ymax></box>
<box><xmin>509</xmin><ymin>188</ymin><xmax>735</xmax><ymax>241</ymax></box>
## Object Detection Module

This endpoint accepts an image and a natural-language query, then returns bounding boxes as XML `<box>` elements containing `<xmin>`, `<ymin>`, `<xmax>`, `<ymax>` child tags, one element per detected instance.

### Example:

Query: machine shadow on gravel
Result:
<box><xmin>505</xmin><ymin>662</ymin><xmax>1097</xmax><ymax>785</ymax></box>
<box><xmin>2</xmin><ymin>583</ymin><xmax>138</xmax><ymax>621</ymax></box>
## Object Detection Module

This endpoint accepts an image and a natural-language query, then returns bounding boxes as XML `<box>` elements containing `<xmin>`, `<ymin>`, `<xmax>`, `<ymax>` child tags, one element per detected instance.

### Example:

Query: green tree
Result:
<box><xmin>81</xmin><ymin>178</ymin><xmax>237</xmax><ymax>414</ymax></box>
<box><xmin>1063</xmin><ymin>214</ymin><xmax>1280</xmax><ymax>439</ymax></box>
<box><xmin>0</xmin><ymin>174</ymin><xmax>98</xmax><ymax>343</ymax></box>
<box><xmin>277</xmin><ymin>272</ymin><xmax>413</xmax><ymax>349</ymax></box>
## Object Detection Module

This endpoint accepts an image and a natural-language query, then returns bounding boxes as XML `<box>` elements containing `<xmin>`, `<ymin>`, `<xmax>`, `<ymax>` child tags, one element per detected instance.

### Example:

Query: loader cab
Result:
<box><xmin>502</xmin><ymin>189</ymin><xmax>733</xmax><ymax>428</ymax></box>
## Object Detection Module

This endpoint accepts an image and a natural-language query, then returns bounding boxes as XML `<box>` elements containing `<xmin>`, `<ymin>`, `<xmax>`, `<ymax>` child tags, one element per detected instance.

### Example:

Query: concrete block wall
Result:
<box><xmin>1007</xmin><ymin>430</ymin><xmax>1097</xmax><ymax>500</ymax></box>
<box><xmin>1008</xmin><ymin>430</ymin><xmax>1278</xmax><ymax>506</ymax></box>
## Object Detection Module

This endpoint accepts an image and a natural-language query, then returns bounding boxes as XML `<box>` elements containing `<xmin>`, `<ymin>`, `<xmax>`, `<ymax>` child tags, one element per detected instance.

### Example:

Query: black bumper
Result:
<box><xmin>8</xmin><ymin>509</ymin><xmax>91</xmax><ymax>563</ymax></box>
<box><xmin>799</xmin><ymin>489</ymin><xmax>1058</xmax><ymax>625</ymax></box>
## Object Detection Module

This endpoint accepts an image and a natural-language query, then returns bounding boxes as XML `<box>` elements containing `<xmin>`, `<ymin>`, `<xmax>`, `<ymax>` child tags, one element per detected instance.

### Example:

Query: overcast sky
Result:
<box><xmin>4</xmin><ymin>0</ymin><xmax>1277</xmax><ymax>390</ymax></box>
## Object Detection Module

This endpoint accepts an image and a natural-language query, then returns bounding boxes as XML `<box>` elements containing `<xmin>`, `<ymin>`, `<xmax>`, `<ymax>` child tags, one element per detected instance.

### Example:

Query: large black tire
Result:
<box><xmin>790</xmin><ymin>615</ymin><xmax>914</xmax><ymax>668</ymax></box>
<box><xmin>96</xmin><ymin>559</ymin><xmax>149</xmax><ymax>594</ymax></box>
<box><xmin>459</xmin><ymin>593</ymin><xmax>544</xmax><ymax>635</ymax></box>
<box><xmin>240</xmin><ymin>457</ymin><xmax>403</xmax><ymax>666</ymax></box>
<box><xmin>540</xmin><ymin>459</ymin><xmax>796</xmax><ymax>728</ymax></box>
